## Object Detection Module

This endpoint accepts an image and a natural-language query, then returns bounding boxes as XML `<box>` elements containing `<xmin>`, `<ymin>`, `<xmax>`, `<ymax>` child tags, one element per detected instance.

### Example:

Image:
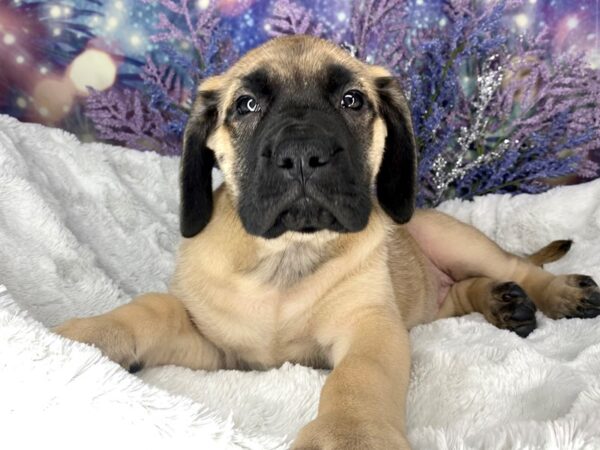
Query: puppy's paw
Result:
<box><xmin>490</xmin><ymin>282</ymin><xmax>537</xmax><ymax>338</ymax></box>
<box><xmin>292</xmin><ymin>414</ymin><xmax>410</xmax><ymax>450</ymax></box>
<box><xmin>542</xmin><ymin>274</ymin><xmax>600</xmax><ymax>320</ymax></box>
<box><xmin>53</xmin><ymin>317</ymin><xmax>142</xmax><ymax>373</ymax></box>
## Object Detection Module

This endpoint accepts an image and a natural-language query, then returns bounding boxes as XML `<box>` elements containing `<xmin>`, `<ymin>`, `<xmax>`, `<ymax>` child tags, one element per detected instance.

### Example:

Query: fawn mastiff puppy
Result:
<box><xmin>55</xmin><ymin>36</ymin><xmax>600</xmax><ymax>449</ymax></box>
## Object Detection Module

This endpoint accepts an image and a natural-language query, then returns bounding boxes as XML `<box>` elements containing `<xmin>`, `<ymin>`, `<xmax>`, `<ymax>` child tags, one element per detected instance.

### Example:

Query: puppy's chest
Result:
<box><xmin>184</xmin><ymin>247</ymin><xmax>327</xmax><ymax>369</ymax></box>
<box><xmin>194</xmin><ymin>287</ymin><xmax>321</xmax><ymax>369</ymax></box>
<box><xmin>176</xmin><ymin>239</ymin><xmax>332</xmax><ymax>368</ymax></box>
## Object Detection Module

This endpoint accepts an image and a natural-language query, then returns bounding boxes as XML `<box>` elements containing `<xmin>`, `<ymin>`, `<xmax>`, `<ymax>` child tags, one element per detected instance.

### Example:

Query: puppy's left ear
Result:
<box><xmin>374</xmin><ymin>76</ymin><xmax>418</xmax><ymax>224</ymax></box>
<box><xmin>180</xmin><ymin>87</ymin><xmax>219</xmax><ymax>238</ymax></box>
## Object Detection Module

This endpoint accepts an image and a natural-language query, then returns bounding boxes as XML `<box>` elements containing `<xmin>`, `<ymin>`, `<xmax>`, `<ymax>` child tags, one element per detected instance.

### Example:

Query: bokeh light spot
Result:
<box><xmin>567</xmin><ymin>16</ymin><xmax>579</xmax><ymax>30</ymax></box>
<box><xmin>68</xmin><ymin>49</ymin><xmax>117</xmax><ymax>94</ymax></box>
<box><xmin>50</xmin><ymin>5</ymin><xmax>61</xmax><ymax>18</ymax></box>
<box><xmin>3</xmin><ymin>33</ymin><xmax>16</xmax><ymax>45</ymax></box>
<box><xmin>107</xmin><ymin>17</ymin><xmax>118</xmax><ymax>30</ymax></box>
<box><xmin>514</xmin><ymin>14</ymin><xmax>529</xmax><ymax>29</ymax></box>
<box><xmin>33</xmin><ymin>77</ymin><xmax>75</xmax><ymax>122</ymax></box>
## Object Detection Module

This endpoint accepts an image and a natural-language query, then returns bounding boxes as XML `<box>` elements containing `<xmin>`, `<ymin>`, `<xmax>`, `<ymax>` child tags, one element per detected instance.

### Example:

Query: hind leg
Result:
<box><xmin>410</xmin><ymin>210</ymin><xmax>600</xmax><ymax>324</ymax></box>
<box><xmin>437</xmin><ymin>277</ymin><xmax>538</xmax><ymax>337</ymax></box>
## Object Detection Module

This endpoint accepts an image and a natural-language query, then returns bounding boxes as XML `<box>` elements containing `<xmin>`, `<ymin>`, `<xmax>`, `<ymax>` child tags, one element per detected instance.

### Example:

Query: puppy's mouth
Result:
<box><xmin>238</xmin><ymin>181</ymin><xmax>372</xmax><ymax>239</ymax></box>
<box><xmin>261</xmin><ymin>198</ymin><xmax>346</xmax><ymax>239</ymax></box>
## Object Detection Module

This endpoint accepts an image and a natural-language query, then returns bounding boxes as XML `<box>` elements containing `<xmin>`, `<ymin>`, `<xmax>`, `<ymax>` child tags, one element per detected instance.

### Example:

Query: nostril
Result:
<box><xmin>308</xmin><ymin>156</ymin><xmax>320</xmax><ymax>168</ymax></box>
<box><xmin>277</xmin><ymin>157</ymin><xmax>294</xmax><ymax>170</ymax></box>
<box><xmin>308</xmin><ymin>155</ymin><xmax>329</xmax><ymax>168</ymax></box>
<box><xmin>261</xmin><ymin>146</ymin><xmax>272</xmax><ymax>158</ymax></box>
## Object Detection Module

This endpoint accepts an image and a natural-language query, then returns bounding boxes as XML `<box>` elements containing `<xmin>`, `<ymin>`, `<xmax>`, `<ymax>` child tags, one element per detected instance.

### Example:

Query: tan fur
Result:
<box><xmin>55</xmin><ymin>36</ymin><xmax>599</xmax><ymax>449</ymax></box>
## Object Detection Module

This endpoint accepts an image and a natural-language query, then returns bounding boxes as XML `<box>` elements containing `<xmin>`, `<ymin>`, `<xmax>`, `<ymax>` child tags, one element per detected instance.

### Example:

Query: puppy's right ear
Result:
<box><xmin>180</xmin><ymin>84</ymin><xmax>220</xmax><ymax>238</ymax></box>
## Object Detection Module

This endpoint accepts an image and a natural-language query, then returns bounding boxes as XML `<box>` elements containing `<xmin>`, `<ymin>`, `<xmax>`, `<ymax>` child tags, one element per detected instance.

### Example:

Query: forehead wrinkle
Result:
<box><xmin>325</xmin><ymin>64</ymin><xmax>355</xmax><ymax>93</ymax></box>
<box><xmin>209</xmin><ymin>78</ymin><xmax>240</xmax><ymax>128</ymax></box>
<box><xmin>215</xmin><ymin>37</ymin><xmax>385</xmax><ymax>118</ymax></box>
<box><xmin>241</xmin><ymin>68</ymin><xmax>275</xmax><ymax>98</ymax></box>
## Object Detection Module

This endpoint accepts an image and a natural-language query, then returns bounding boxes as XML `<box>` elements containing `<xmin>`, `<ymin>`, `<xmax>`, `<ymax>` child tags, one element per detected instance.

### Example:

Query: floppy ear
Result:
<box><xmin>374</xmin><ymin>76</ymin><xmax>418</xmax><ymax>224</ymax></box>
<box><xmin>180</xmin><ymin>89</ymin><xmax>219</xmax><ymax>238</ymax></box>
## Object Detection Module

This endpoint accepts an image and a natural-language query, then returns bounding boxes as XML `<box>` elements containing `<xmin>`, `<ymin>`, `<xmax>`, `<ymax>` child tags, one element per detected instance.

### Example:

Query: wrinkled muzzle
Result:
<box><xmin>237</xmin><ymin>107</ymin><xmax>372</xmax><ymax>239</ymax></box>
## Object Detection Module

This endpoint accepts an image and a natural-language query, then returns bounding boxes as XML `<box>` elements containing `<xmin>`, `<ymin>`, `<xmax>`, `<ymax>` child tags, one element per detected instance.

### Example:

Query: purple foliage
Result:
<box><xmin>402</xmin><ymin>0</ymin><xmax>600</xmax><ymax>205</ymax></box>
<box><xmin>264</xmin><ymin>0</ymin><xmax>325</xmax><ymax>37</ymax></box>
<box><xmin>349</xmin><ymin>0</ymin><xmax>408</xmax><ymax>69</ymax></box>
<box><xmin>455</xmin><ymin>111</ymin><xmax>589</xmax><ymax>197</ymax></box>
<box><xmin>141</xmin><ymin>57</ymin><xmax>186</xmax><ymax>107</ymax></box>
<box><xmin>142</xmin><ymin>0</ymin><xmax>219</xmax><ymax>55</ymax></box>
<box><xmin>86</xmin><ymin>0</ymin><xmax>234</xmax><ymax>154</ymax></box>
<box><xmin>264</xmin><ymin>0</ymin><xmax>409</xmax><ymax>69</ymax></box>
<box><xmin>493</xmin><ymin>34</ymin><xmax>600</xmax><ymax>179</ymax></box>
<box><xmin>85</xmin><ymin>88</ymin><xmax>180</xmax><ymax>155</ymax></box>
<box><xmin>410</xmin><ymin>1</ymin><xmax>512</xmax><ymax>204</ymax></box>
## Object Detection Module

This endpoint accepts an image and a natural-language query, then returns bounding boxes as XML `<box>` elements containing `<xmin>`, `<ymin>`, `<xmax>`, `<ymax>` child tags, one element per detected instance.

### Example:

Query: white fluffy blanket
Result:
<box><xmin>1</xmin><ymin>114</ymin><xmax>599</xmax><ymax>449</ymax></box>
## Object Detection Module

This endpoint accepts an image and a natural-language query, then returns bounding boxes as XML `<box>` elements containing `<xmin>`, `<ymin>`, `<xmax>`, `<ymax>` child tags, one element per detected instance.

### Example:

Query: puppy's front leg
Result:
<box><xmin>54</xmin><ymin>293</ymin><xmax>223</xmax><ymax>372</ymax></box>
<box><xmin>294</xmin><ymin>306</ymin><xmax>411</xmax><ymax>450</ymax></box>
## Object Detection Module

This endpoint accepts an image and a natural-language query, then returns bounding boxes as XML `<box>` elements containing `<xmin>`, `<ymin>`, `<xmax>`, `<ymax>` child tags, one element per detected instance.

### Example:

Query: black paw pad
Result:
<box><xmin>587</xmin><ymin>292</ymin><xmax>600</xmax><ymax>306</ymax></box>
<box><xmin>128</xmin><ymin>362</ymin><xmax>144</xmax><ymax>374</ymax></box>
<box><xmin>511</xmin><ymin>301</ymin><xmax>535</xmax><ymax>321</ymax></box>
<box><xmin>493</xmin><ymin>282</ymin><xmax>526</xmax><ymax>302</ymax></box>
<box><xmin>492</xmin><ymin>282</ymin><xmax>537</xmax><ymax>338</ymax></box>
<box><xmin>577</xmin><ymin>275</ymin><xmax>598</xmax><ymax>289</ymax></box>
<box><xmin>571</xmin><ymin>307</ymin><xmax>600</xmax><ymax>319</ymax></box>
<box><xmin>571</xmin><ymin>294</ymin><xmax>600</xmax><ymax>318</ymax></box>
<box><xmin>513</xmin><ymin>322</ymin><xmax>537</xmax><ymax>338</ymax></box>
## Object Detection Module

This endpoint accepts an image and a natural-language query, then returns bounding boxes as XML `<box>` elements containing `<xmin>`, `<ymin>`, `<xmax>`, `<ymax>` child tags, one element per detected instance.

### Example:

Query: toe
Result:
<box><xmin>576</xmin><ymin>275</ymin><xmax>598</xmax><ymax>289</ymax></box>
<box><xmin>493</xmin><ymin>282</ymin><xmax>526</xmax><ymax>302</ymax></box>
<box><xmin>511</xmin><ymin>300</ymin><xmax>536</xmax><ymax>321</ymax></box>
<box><xmin>565</xmin><ymin>288</ymin><xmax>600</xmax><ymax>319</ymax></box>
<box><xmin>514</xmin><ymin>322</ymin><xmax>536</xmax><ymax>338</ymax></box>
<box><xmin>582</xmin><ymin>308</ymin><xmax>600</xmax><ymax>318</ymax></box>
<box><xmin>574</xmin><ymin>305</ymin><xmax>600</xmax><ymax>319</ymax></box>
<box><xmin>128</xmin><ymin>361</ymin><xmax>144</xmax><ymax>374</ymax></box>
<box><xmin>585</xmin><ymin>291</ymin><xmax>600</xmax><ymax>306</ymax></box>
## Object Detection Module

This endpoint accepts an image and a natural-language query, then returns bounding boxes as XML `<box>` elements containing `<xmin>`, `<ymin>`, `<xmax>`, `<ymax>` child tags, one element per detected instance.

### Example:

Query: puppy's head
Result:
<box><xmin>180</xmin><ymin>35</ymin><xmax>416</xmax><ymax>239</ymax></box>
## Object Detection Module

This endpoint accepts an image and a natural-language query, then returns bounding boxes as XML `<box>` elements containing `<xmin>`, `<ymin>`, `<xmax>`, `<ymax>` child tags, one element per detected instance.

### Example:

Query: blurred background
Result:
<box><xmin>0</xmin><ymin>0</ymin><xmax>598</xmax><ymax>205</ymax></box>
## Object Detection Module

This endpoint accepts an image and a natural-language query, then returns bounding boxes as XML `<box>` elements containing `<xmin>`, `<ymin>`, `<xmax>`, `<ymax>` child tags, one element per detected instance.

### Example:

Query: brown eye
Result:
<box><xmin>341</xmin><ymin>90</ymin><xmax>364</xmax><ymax>110</ymax></box>
<box><xmin>236</xmin><ymin>95</ymin><xmax>260</xmax><ymax>115</ymax></box>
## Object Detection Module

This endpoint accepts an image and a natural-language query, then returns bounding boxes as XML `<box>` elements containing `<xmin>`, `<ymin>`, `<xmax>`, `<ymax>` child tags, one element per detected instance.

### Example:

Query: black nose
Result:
<box><xmin>274</xmin><ymin>138</ymin><xmax>336</xmax><ymax>182</ymax></box>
